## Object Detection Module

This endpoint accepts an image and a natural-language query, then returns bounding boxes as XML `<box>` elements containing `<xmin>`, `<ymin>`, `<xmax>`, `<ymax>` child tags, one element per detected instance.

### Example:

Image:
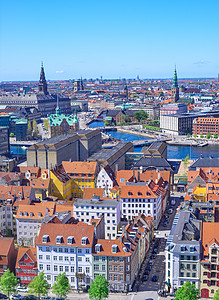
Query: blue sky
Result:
<box><xmin>1</xmin><ymin>0</ymin><xmax>219</xmax><ymax>81</ymax></box>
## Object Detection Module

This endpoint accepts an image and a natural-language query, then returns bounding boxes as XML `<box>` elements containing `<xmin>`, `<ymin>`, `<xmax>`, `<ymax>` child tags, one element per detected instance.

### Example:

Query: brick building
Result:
<box><xmin>193</xmin><ymin>117</ymin><xmax>219</xmax><ymax>136</ymax></box>
<box><xmin>16</xmin><ymin>247</ymin><xmax>37</xmax><ymax>286</ymax></box>
<box><xmin>0</xmin><ymin>238</ymin><xmax>17</xmax><ymax>276</ymax></box>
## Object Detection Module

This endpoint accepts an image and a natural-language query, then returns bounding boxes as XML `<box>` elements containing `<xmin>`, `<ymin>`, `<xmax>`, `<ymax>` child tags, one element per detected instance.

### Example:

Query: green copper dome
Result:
<box><xmin>73</xmin><ymin>112</ymin><xmax>79</xmax><ymax>123</ymax></box>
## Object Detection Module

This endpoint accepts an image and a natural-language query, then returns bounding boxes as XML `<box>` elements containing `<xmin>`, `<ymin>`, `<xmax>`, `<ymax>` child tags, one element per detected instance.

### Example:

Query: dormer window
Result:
<box><xmin>112</xmin><ymin>244</ymin><xmax>117</xmax><ymax>253</ymax></box>
<box><xmin>30</xmin><ymin>212</ymin><xmax>33</xmax><ymax>217</ymax></box>
<box><xmin>19</xmin><ymin>212</ymin><xmax>23</xmax><ymax>216</ymax></box>
<box><xmin>24</xmin><ymin>212</ymin><xmax>28</xmax><ymax>216</ymax></box>
<box><xmin>42</xmin><ymin>235</ymin><xmax>49</xmax><ymax>243</ymax></box>
<box><xmin>38</xmin><ymin>212</ymin><xmax>42</xmax><ymax>217</ymax></box>
<box><xmin>95</xmin><ymin>244</ymin><xmax>101</xmax><ymax>253</ymax></box>
<box><xmin>81</xmin><ymin>237</ymin><xmax>88</xmax><ymax>245</ymax></box>
<box><xmin>128</xmin><ymin>192</ymin><xmax>133</xmax><ymax>196</ymax></box>
<box><xmin>146</xmin><ymin>192</ymin><xmax>151</xmax><ymax>196</ymax></box>
<box><xmin>138</xmin><ymin>192</ymin><xmax>142</xmax><ymax>196</ymax></box>
<box><xmin>56</xmin><ymin>236</ymin><xmax>63</xmax><ymax>244</ymax></box>
<box><xmin>67</xmin><ymin>236</ymin><xmax>74</xmax><ymax>244</ymax></box>
<box><xmin>124</xmin><ymin>242</ymin><xmax>131</xmax><ymax>250</ymax></box>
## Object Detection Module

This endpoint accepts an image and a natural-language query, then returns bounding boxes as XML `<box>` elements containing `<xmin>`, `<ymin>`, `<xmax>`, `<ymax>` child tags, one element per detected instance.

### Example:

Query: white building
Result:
<box><xmin>120</xmin><ymin>181</ymin><xmax>168</xmax><ymax>229</ymax></box>
<box><xmin>165</xmin><ymin>210</ymin><xmax>201</xmax><ymax>292</ymax></box>
<box><xmin>16</xmin><ymin>202</ymin><xmax>72</xmax><ymax>246</ymax></box>
<box><xmin>73</xmin><ymin>195</ymin><xmax>121</xmax><ymax>239</ymax></box>
<box><xmin>96</xmin><ymin>165</ymin><xmax>116</xmax><ymax>197</ymax></box>
<box><xmin>36</xmin><ymin>222</ymin><xmax>94</xmax><ymax>290</ymax></box>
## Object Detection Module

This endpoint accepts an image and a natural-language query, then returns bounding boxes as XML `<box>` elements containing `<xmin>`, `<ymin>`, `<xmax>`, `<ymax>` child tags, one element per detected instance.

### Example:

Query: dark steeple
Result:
<box><xmin>38</xmin><ymin>62</ymin><xmax>48</xmax><ymax>95</ymax></box>
<box><xmin>172</xmin><ymin>66</ymin><xmax>178</xmax><ymax>88</ymax></box>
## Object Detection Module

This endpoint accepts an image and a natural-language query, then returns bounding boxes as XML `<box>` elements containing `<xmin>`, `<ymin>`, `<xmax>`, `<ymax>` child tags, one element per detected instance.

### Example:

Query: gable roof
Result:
<box><xmin>202</xmin><ymin>222</ymin><xmax>219</xmax><ymax>257</ymax></box>
<box><xmin>16</xmin><ymin>247</ymin><xmax>37</xmax><ymax>269</ymax></box>
<box><xmin>36</xmin><ymin>222</ymin><xmax>95</xmax><ymax>248</ymax></box>
<box><xmin>62</xmin><ymin>161</ymin><xmax>97</xmax><ymax>175</ymax></box>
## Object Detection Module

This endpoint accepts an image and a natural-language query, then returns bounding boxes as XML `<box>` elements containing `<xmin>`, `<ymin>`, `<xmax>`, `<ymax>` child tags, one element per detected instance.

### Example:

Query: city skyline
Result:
<box><xmin>1</xmin><ymin>0</ymin><xmax>219</xmax><ymax>81</ymax></box>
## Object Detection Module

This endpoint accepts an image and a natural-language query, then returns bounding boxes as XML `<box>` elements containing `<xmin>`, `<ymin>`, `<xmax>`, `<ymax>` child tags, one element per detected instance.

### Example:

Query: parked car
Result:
<box><xmin>41</xmin><ymin>297</ymin><xmax>52</xmax><ymax>300</ymax></box>
<box><xmin>152</xmin><ymin>275</ymin><xmax>158</xmax><ymax>282</ymax></box>
<box><xmin>153</xmin><ymin>248</ymin><xmax>158</xmax><ymax>254</ymax></box>
<box><xmin>0</xmin><ymin>293</ymin><xmax>8</xmax><ymax>299</ymax></box>
<box><xmin>168</xmin><ymin>208</ymin><xmax>173</xmax><ymax>214</ymax></box>
<box><xmin>17</xmin><ymin>287</ymin><xmax>28</xmax><ymax>293</ymax></box>
<box><xmin>146</xmin><ymin>265</ymin><xmax>152</xmax><ymax>271</ymax></box>
<box><xmin>143</xmin><ymin>274</ymin><xmax>148</xmax><ymax>281</ymax></box>
<box><xmin>11</xmin><ymin>295</ymin><xmax>23</xmax><ymax>300</ymax></box>
<box><xmin>163</xmin><ymin>222</ymin><xmax>167</xmax><ymax>227</ymax></box>
<box><xmin>145</xmin><ymin>270</ymin><xmax>150</xmax><ymax>275</ymax></box>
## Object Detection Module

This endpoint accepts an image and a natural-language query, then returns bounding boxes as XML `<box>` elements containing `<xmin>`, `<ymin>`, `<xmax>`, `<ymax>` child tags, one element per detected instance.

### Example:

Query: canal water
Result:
<box><xmin>10</xmin><ymin>122</ymin><xmax>219</xmax><ymax>160</ymax></box>
<box><xmin>88</xmin><ymin>121</ymin><xmax>219</xmax><ymax>160</ymax></box>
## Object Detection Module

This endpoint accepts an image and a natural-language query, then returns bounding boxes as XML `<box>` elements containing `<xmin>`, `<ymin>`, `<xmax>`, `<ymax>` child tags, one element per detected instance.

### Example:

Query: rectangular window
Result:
<box><xmin>39</xmin><ymin>264</ymin><xmax>43</xmax><ymax>270</ymax></box>
<box><xmin>54</xmin><ymin>256</ymin><xmax>57</xmax><ymax>261</ymax></box>
<box><xmin>54</xmin><ymin>265</ymin><xmax>58</xmax><ymax>272</ymax></box>
<box><xmin>65</xmin><ymin>266</ymin><xmax>69</xmax><ymax>272</ymax></box>
<box><xmin>114</xmin><ymin>275</ymin><xmax>118</xmax><ymax>280</ymax></box>
<box><xmin>46</xmin><ymin>255</ymin><xmax>50</xmax><ymax>260</ymax></box>
<box><xmin>71</xmin><ymin>277</ymin><xmax>75</xmax><ymax>283</ymax></box>
<box><xmin>70</xmin><ymin>257</ymin><xmax>74</xmax><ymax>262</ymax></box>
<box><xmin>65</xmin><ymin>257</ymin><xmax>69</xmax><ymax>261</ymax></box>
<box><xmin>78</xmin><ymin>249</ymin><xmax>82</xmax><ymax>253</ymax></box>
<box><xmin>119</xmin><ymin>275</ymin><xmax>123</xmax><ymax>281</ymax></box>
<box><xmin>46</xmin><ymin>265</ymin><xmax>50</xmax><ymax>271</ymax></box>
<box><xmin>78</xmin><ymin>257</ymin><xmax>82</xmax><ymax>262</ymax></box>
<box><xmin>86</xmin><ymin>257</ymin><xmax>90</xmax><ymax>262</ymax></box>
<box><xmin>59</xmin><ymin>266</ymin><xmax>63</xmax><ymax>272</ymax></box>
<box><xmin>71</xmin><ymin>266</ymin><xmax>75</xmax><ymax>273</ymax></box>
<box><xmin>39</xmin><ymin>255</ymin><xmax>43</xmax><ymax>260</ymax></box>
<box><xmin>59</xmin><ymin>256</ymin><xmax>63</xmax><ymax>261</ymax></box>
<box><xmin>78</xmin><ymin>267</ymin><xmax>82</xmax><ymax>273</ymax></box>
<box><xmin>86</xmin><ymin>267</ymin><xmax>90</xmax><ymax>273</ymax></box>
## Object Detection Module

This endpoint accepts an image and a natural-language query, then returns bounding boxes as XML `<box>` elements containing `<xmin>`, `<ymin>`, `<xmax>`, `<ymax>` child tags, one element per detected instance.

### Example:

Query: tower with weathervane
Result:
<box><xmin>171</xmin><ymin>67</ymin><xmax>179</xmax><ymax>102</ymax></box>
<box><xmin>38</xmin><ymin>62</ymin><xmax>48</xmax><ymax>95</ymax></box>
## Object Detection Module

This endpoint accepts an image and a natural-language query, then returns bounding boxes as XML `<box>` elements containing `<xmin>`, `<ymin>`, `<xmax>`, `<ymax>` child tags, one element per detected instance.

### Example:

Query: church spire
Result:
<box><xmin>56</xmin><ymin>95</ymin><xmax>61</xmax><ymax>115</ymax></box>
<box><xmin>38</xmin><ymin>62</ymin><xmax>48</xmax><ymax>95</ymax></box>
<box><xmin>172</xmin><ymin>66</ymin><xmax>178</xmax><ymax>88</ymax></box>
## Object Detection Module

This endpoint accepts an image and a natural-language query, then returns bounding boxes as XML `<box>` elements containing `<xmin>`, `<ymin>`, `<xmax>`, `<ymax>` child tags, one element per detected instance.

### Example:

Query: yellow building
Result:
<box><xmin>192</xmin><ymin>186</ymin><xmax>206</xmax><ymax>202</ymax></box>
<box><xmin>62</xmin><ymin>161</ymin><xmax>98</xmax><ymax>198</ymax></box>
<box><xmin>50</xmin><ymin>166</ymin><xmax>71</xmax><ymax>200</ymax></box>
<box><xmin>110</xmin><ymin>185</ymin><xmax>121</xmax><ymax>199</ymax></box>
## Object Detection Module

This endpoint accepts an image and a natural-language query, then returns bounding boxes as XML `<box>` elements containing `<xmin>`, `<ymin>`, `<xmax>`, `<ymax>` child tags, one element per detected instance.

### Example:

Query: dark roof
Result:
<box><xmin>133</xmin><ymin>157</ymin><xmax>173</xmax><ymax>171</ymax></box>
<box><xmin>189</xmin><ymin>157</ymin><xmax>219</xmax><ymax>170</ymax></box>
<box><xmin>106</xmin><ymin>110</ymin><xmax>121</xmax><ymax>117</ymax></box>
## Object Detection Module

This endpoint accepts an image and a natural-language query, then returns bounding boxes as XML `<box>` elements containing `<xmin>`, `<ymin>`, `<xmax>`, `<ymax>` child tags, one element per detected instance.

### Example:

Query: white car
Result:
<box><xmin>16</xmin><ymin>286</ymin><xmax>28</xmax><ymax>293</ymax></box>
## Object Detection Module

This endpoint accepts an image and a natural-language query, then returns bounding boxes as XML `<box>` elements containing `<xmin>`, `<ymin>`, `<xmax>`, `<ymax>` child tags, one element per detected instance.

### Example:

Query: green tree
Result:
<box><xmin>175</xmin><ymin>282</ymin><xmax>199</xmax><ymax>300</ymax></box>
<box><xmin>213</xmin><ymin>289</ymin><xmax>219</xmax><ymax>300</ymax></box>
<box><xmin>32</xmin><ymin>119</ymin><xmax>39</xmax><ymax>139</ymax></box>
<box><xmin>214</xmin><ymin>133</ymin><xmax>218</xmax><ymax>139</ymax></box>
<box><xmin>133</xmin><ymin>110</ymin><xmax>148</xmax><ymax>122</ymax></box>
<box><xmin>10</xmin><ymin>132</ymin><xmax>15</xmax><ymax>137</ymax></box>
<box><xmin>193</xmin><ymin>133</ymin><xmax>197</xmax><ymax>138</ymax></box>
<box><xmin>88</xmin><ymin>275</ymin><xmax>109</xmax><ymax>300</ymax></box>
<box><xmin>200</xmin><ymin>134</ymin><xmax>203</xmax><ymax>138</ymax></box>
<box><xmin>120</xmin><ymin>114</ymin><xmax>130</xmax><ymax>124</ymax></box>
<box><xmin>0</xmin><ymin>269</ymin><xmax>19</xmax><ymax>298</ymax></box>
<box><xmin>206</xmin><ymin>132</ymin><xmax>211</xmax><ymax>139</ymax></box>
<box><xmin>104</xmin><ymin>119</ymin><xmax>111</xmax><ymax>126</ymax></box>
<box><xmin>43</xmin><ymin>119</ymin><xmax>49</xmax><ymax>131</ymax></box>
<box><xmin>187</xmin><ymin>133</ymin><xmax>191</xmax><ymax>138</ymax></box>
<box><xmin>52</xmin><ymin>273</ymin><xmax>70</xmax><ymax>298</ymax></box>
<box><xmin>27</xmin><ymin>120</ymin><xmax>32</xmax><ymax>140</ymax></box>
<box><xmin>28</xmin><ymin>272</ymin><xmax>50</xmax><ymax>299</ymax></box>
<box><xmin>183</xmin><ymin>154</ymin><xmax>190</xmax><ymax>166</ymax></box>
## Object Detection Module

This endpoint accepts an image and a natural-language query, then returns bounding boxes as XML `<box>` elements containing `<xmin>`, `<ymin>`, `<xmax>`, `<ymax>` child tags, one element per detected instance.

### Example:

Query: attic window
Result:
<box><xmin>120</xmin><ymin>178</ymin><xmax>125</xmax><ymax>183</ymax></box>
<box><xmin>95</xmin><ymin>244</ymin><xmax>101</xmax><ymax>253</ymax></box>
<box><xmin>81</xmin><ymin>237</ymin><xmax>88</xmax><ymax>245</ymax></box>
<box><xmin>138</xmin><ymin>192</ymin><xmax>142</xmax><ymax>196</ymax></box>
<box><xmin>146</xmin><ymin>192</ymin><xmax>151</xmax><ymax>196</ymax></box>
<box><xmin>124</xmin><ymin>242</ymin><xmax>131</xmax><ymax>250</ymax></box>
<box><xmin>38</xmin><ymin>212</ymin><xmax>42</xmax><ymax>217</ymax></box>
<box><xmin>67</xmin><ymin>236</ymin><xmax>74</xmax><ymax>244</ymax></box>
<box><xmin>19</xmin><ymin>212</ymin><xmax>23</xmax><ymax>216</ymax></box>
<box><xmin>56</xmin><ymin>236</ymin><xmax>63</xmax><ymax>244</ymax></box>
<box><xmin>112</xmin><ymin>244</ymin><xmax>117</xmax><ymax>253</ymax></box>
<box><xmin>30</xmin><ymin>212</ymin><xmax>33</xmax><ymax>217</ymax></box>
<box><xmin>128</xmin><ymin>192</ymin><xmax>133</xmax><ymax>196</ymax></box>
<box><xmin>42</xmin><ymin>235</ymin><xmax>49</xmax><ymax>243</ymax></box>
<box><xmin>24</xmin><ymin>212</ymin><xmax>28</xmax><ymax>216</ymax></box>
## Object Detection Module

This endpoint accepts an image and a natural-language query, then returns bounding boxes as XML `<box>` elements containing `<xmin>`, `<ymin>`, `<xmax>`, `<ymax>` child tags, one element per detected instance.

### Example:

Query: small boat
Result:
<box><xmin>21</xmin><ymin>146</ymin><xmax>27</xmax><ymax>150</ymax></box>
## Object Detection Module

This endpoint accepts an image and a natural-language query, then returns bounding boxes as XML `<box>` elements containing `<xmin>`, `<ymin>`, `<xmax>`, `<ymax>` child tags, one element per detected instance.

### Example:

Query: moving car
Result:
<box><xmin>17</xmin><ymin>287</ymin><xmax>28</xmax><ymax>293</ymax></box>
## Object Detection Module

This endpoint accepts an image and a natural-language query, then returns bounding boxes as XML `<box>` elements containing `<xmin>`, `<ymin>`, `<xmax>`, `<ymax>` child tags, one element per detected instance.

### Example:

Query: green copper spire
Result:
<box><xmin>172</xmin><ymin>66</ymin><xmax>178</xmax><ymax>88</ymax></box>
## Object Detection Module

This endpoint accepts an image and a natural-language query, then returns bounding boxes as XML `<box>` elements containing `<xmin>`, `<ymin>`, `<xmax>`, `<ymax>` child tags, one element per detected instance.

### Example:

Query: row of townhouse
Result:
<box><xmin>165</xmin><ymin>208</ymin><xmax>219</xmax><ymax>299</ymax></box>
<box><xmin>14</xmin><ymin>214</ymin><xmax>153</xmax><ymax>292</ymax></box>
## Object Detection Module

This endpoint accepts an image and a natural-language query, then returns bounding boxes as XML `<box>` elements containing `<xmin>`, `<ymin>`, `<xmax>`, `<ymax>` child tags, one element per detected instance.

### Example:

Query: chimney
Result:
<box><xmin>140</xmin><ymin>166</ymin><xmax>143</xmax><ymax>173</ymax></box>
<box><xmin>115</xmin><ymin>164</ymin><xmax>118</xmax><ymax>174</ymax></box>
<box><xmin>138</xmin><ymin>171</ymin><xmax>140</xmax><ymax>182</ymax></box>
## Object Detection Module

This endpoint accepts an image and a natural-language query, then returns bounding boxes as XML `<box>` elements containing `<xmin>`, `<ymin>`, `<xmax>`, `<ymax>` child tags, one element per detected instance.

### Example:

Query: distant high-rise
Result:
<box><xmin>171</xmin><ymin>67</ymin><xmax>179</xmax><ymax>102</ymax></box>
<box><xmin>38</xmin><ymin>62</ymin><xmax>48</xmax><ymax>95</ymax></box>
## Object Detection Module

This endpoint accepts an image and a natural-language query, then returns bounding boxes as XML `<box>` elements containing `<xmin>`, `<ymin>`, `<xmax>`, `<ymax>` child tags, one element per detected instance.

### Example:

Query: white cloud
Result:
<box><xmin>56</xmin><ymin>70</ymin><xmax>64</xmax><ymax>73</ymax></box>
<box><xmin>193</xmin><ymin>60</ymin><xmax>209</xmax><ymax>65</ymax></box>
